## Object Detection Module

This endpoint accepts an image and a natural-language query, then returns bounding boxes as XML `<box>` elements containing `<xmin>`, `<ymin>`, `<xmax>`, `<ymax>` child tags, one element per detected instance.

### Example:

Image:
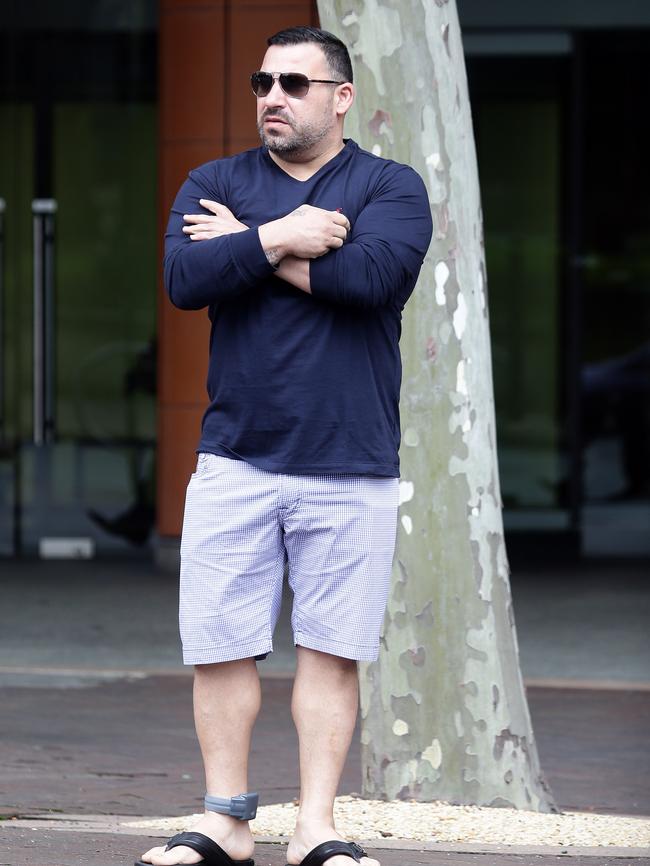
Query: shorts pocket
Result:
<box><xmin>192</xmin><ymin>452</ymin><xmax>229</xmax><ymax>478</ymax></box>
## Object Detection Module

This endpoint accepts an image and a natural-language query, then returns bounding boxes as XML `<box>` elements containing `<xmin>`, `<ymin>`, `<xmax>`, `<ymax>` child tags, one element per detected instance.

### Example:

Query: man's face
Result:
<box><xmin>256</xmin><ymin>43</ymin><xmax>342</xmax><ymax>157</ymax></box>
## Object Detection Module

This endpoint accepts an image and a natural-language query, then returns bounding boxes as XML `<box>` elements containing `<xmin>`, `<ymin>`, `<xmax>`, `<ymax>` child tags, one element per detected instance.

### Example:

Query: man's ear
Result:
<box><xmin>335</xmin><ymin>82</ymin><xmax>355</xmax><ymax>117</ymax></box>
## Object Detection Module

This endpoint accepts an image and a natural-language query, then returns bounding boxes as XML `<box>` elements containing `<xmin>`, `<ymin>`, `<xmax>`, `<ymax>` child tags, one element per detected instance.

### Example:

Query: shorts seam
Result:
<box><xmin>294</xmin><ymin>631</ymin><xmax>379</xmax><ymax>661</ymax></box>
<box><xmin>266</xmin><ymin>543</ymin><xmax>286</xmax><ymax>646</ymax></box>
<box><xmin>293</xmin><ymin>630</ymin><xmax>378</xmax><ymax>651</ymax></box>
<box><xmin>183</xmin><ymin>640</ymin><xmax>273</xmax><ymax>665</ymax></box>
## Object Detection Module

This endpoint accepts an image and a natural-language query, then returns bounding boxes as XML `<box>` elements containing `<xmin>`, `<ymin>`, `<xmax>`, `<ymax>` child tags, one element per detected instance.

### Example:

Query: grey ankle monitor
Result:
<box><xmin>204</xmin><ymin>792</ymin><xmax>259</xmax><ymax>821</ymax></box>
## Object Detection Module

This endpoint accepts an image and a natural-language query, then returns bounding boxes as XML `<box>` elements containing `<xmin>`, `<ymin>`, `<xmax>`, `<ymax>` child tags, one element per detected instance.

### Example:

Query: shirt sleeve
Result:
<box><xmin>163</xmin><ymin>164</ymin><xmax>276</xmax><ymax>310</ymax></box>
<box><xmin>309</xmin><ymin>163</ymin><xmax>433</xmax><ymax>309</ymax></box>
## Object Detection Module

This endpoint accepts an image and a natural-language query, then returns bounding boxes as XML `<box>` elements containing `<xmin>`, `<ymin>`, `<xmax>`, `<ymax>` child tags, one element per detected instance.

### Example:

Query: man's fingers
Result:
<box><xmin>183</xmin><ymin>222</ymin><xmax>216</xmax><ymax>233</ymax></box>
<box><xmin>198</xmin><ymin>198</ymin><xmax>223</xmax><ymax>215</ymax></box>
<box><xmin>183</xmin><ymin>214</ymin><xmax>218</xmax><ymax>225</ymax></box>
<box><xmin>327</xmin><ymin>224</ymin><xmax>347</xmax><ymax>245</ymax></box>
<box><xmin>199</xmin><ymin>198</ymin><xmax>237</xmax><ymax>219</ymax></box>
<box><xmin>332</xmin><ymin>211</ymin><xmax>351</xmax><ymax>231</ymax></box>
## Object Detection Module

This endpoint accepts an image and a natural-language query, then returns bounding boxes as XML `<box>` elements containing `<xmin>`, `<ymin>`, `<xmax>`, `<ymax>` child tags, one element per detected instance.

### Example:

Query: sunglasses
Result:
<box><xmin>250</xmin><ymin>71</ymin><xmax>345</xmax><ymax>99</ymax></box>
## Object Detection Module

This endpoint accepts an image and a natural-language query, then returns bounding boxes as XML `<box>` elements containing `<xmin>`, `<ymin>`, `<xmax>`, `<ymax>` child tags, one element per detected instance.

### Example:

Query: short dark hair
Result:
<box><xmin>267</xmin><ymin>25</ymin><xmax>353</xmax><ymax>84</ymax></box>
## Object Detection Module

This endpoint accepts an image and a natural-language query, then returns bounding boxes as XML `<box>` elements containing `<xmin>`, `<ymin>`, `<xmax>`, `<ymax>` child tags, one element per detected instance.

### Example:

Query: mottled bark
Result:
<box><xmin>317</xmin><ymin>0</ymin><xmax>556</xmax><ymax>811</ymax></box>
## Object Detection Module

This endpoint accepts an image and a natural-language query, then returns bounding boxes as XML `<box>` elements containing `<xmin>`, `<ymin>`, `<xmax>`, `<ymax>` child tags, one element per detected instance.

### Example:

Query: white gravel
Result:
<box><xmin>125</xmin><ymin>795</ymin><xmax>650</xmax><ymax>849</ymax></box>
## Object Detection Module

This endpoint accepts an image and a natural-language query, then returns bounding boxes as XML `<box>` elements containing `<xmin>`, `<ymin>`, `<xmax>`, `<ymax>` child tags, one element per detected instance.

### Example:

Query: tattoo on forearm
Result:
<box><xmin>265</xmin><ymin>248</ymin><xmax>281</xmax><ymax>267</ymax></box>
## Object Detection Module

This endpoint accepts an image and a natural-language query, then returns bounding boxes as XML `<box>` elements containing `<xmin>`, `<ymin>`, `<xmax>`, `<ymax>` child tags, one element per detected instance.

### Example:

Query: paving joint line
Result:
<box><xmin>1</xmin><ymin>666</ymin><xmax>649</xmax><ymax>689</ymax></box>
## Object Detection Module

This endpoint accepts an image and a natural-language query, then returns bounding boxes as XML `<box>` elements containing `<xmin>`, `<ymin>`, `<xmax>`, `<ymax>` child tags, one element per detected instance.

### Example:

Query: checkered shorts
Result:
<box><xmin>179</xmin><ymin>453</ymin><xmax>399</xmax><ymax>664</ymax></box>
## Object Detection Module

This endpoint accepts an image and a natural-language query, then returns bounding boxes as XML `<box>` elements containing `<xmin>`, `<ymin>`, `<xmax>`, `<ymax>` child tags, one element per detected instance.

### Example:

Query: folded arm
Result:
<box><xmin>273</xmin><ymin>167</ymin><xmax>433</xmax><ymax>306</ymax></box>
<box><xmin>167</xmin><ymin>163</ymin><xmax>431</xmax><ymax>311</ymax></box>
<box><xmin>305</xmin><ymin>166</ymin><xmax>433</xmax><ymax>308</ymax></box>
<box><xmin>164</xmin><ymin>170</ymin><xmax>349</xmax><ymax>310</ymax></box>
<box><xmin>164</xmin><ymin>171</ymin><xmax>276</xmax><ymax>310</ymax></box>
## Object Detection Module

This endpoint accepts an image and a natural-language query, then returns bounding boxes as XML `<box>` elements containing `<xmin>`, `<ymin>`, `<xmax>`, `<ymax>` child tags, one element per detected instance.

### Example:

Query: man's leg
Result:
<box><xmin>140</xmin><ymin>455</ymin><xmax>284</xmax><ymax>864</ymax></box>
<box><xmin>140</xmin><ymin>659</ymin><xmax>260</xmax><ymax>865</ymax></box>
<box><xmin>282</xmin><ymin>474</ymin><xmax>397</xmax><ymax>866</ymax></box>
<box><xmin>286</xmin><ymin>647</ymin><xmax>380</xmax><ymax>866</ymax></box>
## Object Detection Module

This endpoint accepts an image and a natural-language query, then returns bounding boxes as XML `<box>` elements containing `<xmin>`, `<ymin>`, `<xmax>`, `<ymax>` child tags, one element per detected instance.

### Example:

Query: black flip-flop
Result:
<box><xmin>287</xmin><ymin>840</ymin><xmax>368</xmax><ymax>866</ymax></box>
<box><xmin>134</xmin><ymin>831</ymin><xmax>255</xmax><ymax>866</ymax></box>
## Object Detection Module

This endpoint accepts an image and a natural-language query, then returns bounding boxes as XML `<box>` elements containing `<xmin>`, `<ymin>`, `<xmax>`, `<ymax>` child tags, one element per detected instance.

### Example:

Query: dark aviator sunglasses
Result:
<box><xmin>251</xmin><ymin>71</ymin><xmax>345</xmax><ymax>99</ymax></box>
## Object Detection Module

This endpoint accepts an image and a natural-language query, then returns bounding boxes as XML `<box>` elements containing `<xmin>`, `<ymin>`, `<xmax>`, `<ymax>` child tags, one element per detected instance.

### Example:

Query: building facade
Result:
<box><xmin>0</xmin><ymin>0</ymin><xmax>648</xmax><ymax>560</ymax></box>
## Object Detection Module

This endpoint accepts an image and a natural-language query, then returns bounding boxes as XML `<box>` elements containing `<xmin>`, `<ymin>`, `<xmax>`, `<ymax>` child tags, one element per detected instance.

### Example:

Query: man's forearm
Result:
<box><xmin>258</xmin><ymin>204</ymin><xmax>349</xmax><ymax>267</ymax></box>
<box><xmin>257</xmin><ymin>220</ymin><xmax>293</xmax><ymax>268</ymax></box>
<box><xmin>175</xmin><ymin>200</ymin><xmax>347</xmax><ymax>298</ymax></box>
<box><xmin>275</xmin><ymin>256</ymin><xmax>311</xmax><ymax>294</ymax></box>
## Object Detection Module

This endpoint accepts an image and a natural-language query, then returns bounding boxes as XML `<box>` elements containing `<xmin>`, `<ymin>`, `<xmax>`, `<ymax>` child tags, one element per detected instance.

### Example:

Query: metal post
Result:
<box><xmin>0</xmin><ymin>198</ymin><xmax>5</xmax><ymax>442</ymax></box>
<box><xmin>32</xmin><ymin>198</ymin><xmax>57</xmax><ymax>446</ymax></box>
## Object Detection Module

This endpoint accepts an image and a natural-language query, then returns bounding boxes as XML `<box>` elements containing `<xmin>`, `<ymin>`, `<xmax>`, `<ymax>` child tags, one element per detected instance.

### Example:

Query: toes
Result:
<box><xmin>149</xmin><ymin>846</ymin><xmax>202</xmax><ymax>865</ymax></box>
<box><xmin>138</xmin><ymin>846</ymin><xmax>184</xmax><ymax>866</ymax></box>
<box><xmin>139</xmin><ymin>845</ymin><xmax>166</xmax><ymax>863</ymax></box>
<box><xmin>144</xmin><ymin>853</ymin><xmax>174</xmax><ymax>866</ymax></box>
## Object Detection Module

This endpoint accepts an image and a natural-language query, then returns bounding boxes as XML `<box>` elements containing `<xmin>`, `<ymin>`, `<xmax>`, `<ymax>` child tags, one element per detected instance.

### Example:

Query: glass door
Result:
<box><xmin>465</xmin><ymin>42</ymin><xmax>577</xmax><ymax>557</ymax></box>
<box><xmin>0</xmin><ymin>3</ymin><xmax>157</xmax><ymax>556</ymax></box>
<box><xmin>579</xmin><ymin>32</ymin><xmax>650</xmax><ymax>555</ymax></box>
<box><xmin>464</xmin><ymin>30</ymin><xmax>650</xmax><ymax>557</ymax></box>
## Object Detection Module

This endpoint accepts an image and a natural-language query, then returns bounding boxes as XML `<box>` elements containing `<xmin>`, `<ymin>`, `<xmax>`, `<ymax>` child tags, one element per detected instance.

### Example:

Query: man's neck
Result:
<box><xmin>268</xmin><ymin>139</ymin><xmax>346</xmax><ymax>182</ymax></box>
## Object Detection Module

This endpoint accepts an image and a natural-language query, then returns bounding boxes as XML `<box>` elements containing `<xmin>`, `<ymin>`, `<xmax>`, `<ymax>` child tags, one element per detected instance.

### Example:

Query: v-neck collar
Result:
<box><xmin>263</xmin><ymin>139</ymin><xmax>356</xmax><ymax>184</ymax></box>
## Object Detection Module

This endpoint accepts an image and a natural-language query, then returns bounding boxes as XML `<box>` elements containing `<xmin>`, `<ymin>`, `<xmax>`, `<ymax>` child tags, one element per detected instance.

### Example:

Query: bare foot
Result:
<box><xmin>138</xmin><ymin>812</ymin><xmax>254</xmax><ymax>865</ymax></box>
<box><xmin>286</xmin><ymin>817</ymin><xmax>380</xmax><ymax>866</ymax></box>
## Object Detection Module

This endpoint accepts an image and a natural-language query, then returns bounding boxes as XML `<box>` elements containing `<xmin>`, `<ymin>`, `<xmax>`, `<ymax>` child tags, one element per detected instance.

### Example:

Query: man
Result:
<box><xmin>138</xmin><ymin>25</ymin><xmax>432</xmax><ymax>866</ymax></box>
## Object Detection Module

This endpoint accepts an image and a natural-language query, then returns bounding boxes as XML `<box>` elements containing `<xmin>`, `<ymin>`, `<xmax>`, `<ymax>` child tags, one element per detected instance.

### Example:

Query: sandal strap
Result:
<box><xmin>300</xmin><ymin>840</ymin><xmax>367</xmax><ymax>866</ymax></box>
<box><xmin>165</xmin><ymin>831</ymin><xmax>254</xmax><ymax>866</ymax></box>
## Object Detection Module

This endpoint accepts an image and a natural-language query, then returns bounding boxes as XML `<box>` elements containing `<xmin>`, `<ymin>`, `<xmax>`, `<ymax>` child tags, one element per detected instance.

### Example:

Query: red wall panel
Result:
<box><xmin>157</xmin><ymin>0</ymin><xmax>317</xmax><ymax>538</ymax></box>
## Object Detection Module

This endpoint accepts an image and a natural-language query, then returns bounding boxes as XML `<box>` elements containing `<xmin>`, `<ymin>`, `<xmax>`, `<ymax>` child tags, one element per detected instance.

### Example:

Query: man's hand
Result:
<box><xmin>258</xmin><ymin>205</ymin><xmax>350</xmax><ymax>265</ymax></box>
<box><xmin>183</xmin><ymin>199</ymin><xmax>350</xmax><ymax>272</ymax></box>
<box><xmin>281</xmin><ymin>205</ymin><xmax>350</xmax><ymax>258</ymax></box>
<box><xmin>182</xmin><ymin>199</ymin><xmax>248</xmax><ymax>240</ymax></box>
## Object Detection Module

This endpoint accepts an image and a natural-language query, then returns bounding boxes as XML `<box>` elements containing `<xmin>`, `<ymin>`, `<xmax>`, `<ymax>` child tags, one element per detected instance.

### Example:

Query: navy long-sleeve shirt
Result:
<box><xmin>164</xmin><ymin>139</ymin><xmax>432</xmax><ymax>476</ymax></box>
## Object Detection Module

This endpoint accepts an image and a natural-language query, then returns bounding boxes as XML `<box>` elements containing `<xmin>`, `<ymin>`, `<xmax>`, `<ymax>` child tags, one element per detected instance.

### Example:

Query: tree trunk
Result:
<box><xmin>317</xmin><ymin>0</ymin><xmax>556</xmax><ymax>811</ymax></box>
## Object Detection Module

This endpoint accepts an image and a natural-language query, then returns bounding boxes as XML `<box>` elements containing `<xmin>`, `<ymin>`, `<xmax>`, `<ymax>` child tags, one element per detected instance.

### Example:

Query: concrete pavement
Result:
<box><xmin>1</xmin><ymin>673</ymin><xmax>650</xmax><ymax>863</ymax></box>
<box><xmin>1</xmin><ymin>559</ymin><xmax>649</xmax><ymax>864</ymax></box>
<box><xmin>1</xmin><ymin>558</ymin><xmax>649</xmax><ymax>682</ymax></box>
